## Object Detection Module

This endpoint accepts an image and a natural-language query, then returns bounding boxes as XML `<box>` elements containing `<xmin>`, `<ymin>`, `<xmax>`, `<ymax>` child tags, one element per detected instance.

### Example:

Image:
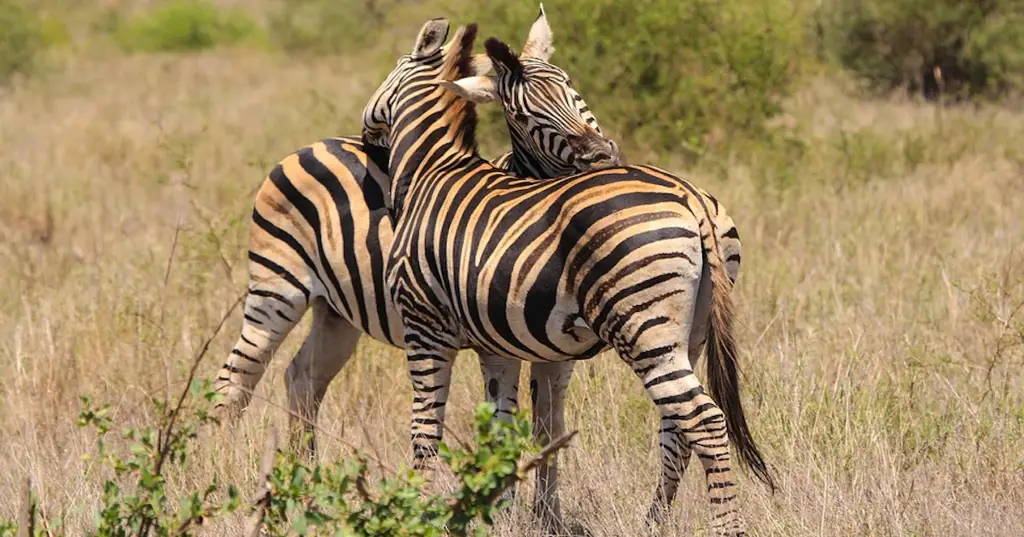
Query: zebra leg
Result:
<box><xmin>407</xmin><ymin>345</ymin><xmax>458</xmax><ymax>482</ymax></box>
<box><xmin>644</xmin><ymin>257</ymin><xmax>718</xmax><ymax>524</ymax></box>
<box><xmin>631</xmin><ymin>351</ymin><xmax>747</xmax><ymax>537</ymax></box>
<box><xmin>284</xmin><ymin>297</ymin><xmax>361</xmax><ymax>459</ymax></box>
<box><xmin>646</xmin><ymin>417</ymin><xmax>692</xmax><ymax>527</ymax></box>
<box><xmin>478</xmin><ymin>354</ymin><xmax>522</xmax><ymax>504</ymax></box>
<box><xmin>213</xmin><ymin>285</ymin><xmax>308</xmax><ymax>421</ymax></box>
<box><xmin>478</xmin><ymin>353</ymin><xmax>522</xmax><ymax>423</ymax></box>
<box><xmin>530</xmin><ymin>361</ymin><xmax>574</xmax><ymax>531</ymax></box>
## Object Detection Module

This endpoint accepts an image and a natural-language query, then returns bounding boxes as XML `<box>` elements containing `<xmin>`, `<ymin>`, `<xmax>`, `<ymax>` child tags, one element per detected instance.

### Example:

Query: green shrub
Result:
<box><xmin>261</xmin><ymin>403</ymin><xmax>536</xmax><ymax>536</ymax></box>
<box><xmin>267</xmin><ymin>0</ymin><xmax>410</xmax><ymax>54</ymax></box>
<box><xmin>3</xmin><ymin>383</ymin><xmax>544</xmax><ymax>536</ymax></box>
<box><xmin>821</xmin><ymin>0</ymin><xmax>1024</xmax><ymax>98</ymax></box>
<box><xmin>114</xmin><ymin>0</ymin><xmax>263</xmax><ymax>53</ymax></box>
<box><xmin>461</xmin><ymin>0</ymin><xmax>810</xmax><ymax>155</ymax></box>
<box><xmin>0</xmin><ymin>1</ymin><xmax>45</xmax><ymax>83</ymax></box>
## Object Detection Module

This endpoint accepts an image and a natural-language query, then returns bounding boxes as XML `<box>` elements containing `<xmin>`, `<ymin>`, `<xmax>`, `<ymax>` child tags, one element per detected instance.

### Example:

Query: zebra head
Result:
<box><xmin>361</xmin><ymin>18</ymin><xmax>450</xmax><ymax>149</ymax></box>
<box><xmin>439</xmin><ymin>5</ymin><xmax>622</xmax><ymax>175</ymax></box>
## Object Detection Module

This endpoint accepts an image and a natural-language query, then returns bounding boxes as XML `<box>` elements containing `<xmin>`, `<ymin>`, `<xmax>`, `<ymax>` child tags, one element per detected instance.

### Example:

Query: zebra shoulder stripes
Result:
<box><xmin>360</xmin><ymin>20</ymin><xmax>770</xmax><ymax>536</ymax></box>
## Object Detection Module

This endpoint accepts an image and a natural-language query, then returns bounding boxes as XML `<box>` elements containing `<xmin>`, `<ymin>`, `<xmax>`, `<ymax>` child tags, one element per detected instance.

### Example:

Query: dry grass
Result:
<box><xmin>2</xmin><ymin>23</ymin><xmax>1024</xmax><ymax>537</ymax></box>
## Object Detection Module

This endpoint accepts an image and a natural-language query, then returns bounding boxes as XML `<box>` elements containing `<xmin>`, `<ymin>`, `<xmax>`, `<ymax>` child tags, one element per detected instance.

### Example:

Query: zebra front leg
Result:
<box><xmin>407</xmin><ymin>345</ymin><xmax>458</xmax><ymax>486</ymax></box>
<box><xmin>530</xmin><ymin>361</ymin><xmax>574</xmax><ymax>531</ymax></box>
<box><xmin>479</xmin><ymin>353</ymin><xmax>522</xmax><ymax>505</ymax></box>
<box><xmin>284</xmin><ymin>298</ymin><xmax>361</xmax><ymax>459</ymax></box>
<box><xmin>632</xmin><ymin>352</ymin><xmax>747</xmax><ymax>537</ymax></box>
<box><xmin>478</xmin><ymin>353</ymin><xmax>522</xmax><ymax>423</ymax></box>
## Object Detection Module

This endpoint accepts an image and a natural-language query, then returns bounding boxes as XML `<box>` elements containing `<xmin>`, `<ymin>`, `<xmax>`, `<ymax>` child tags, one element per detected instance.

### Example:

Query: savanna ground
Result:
<box><xmin>2</xmin><ymin>1</ymin><xmax>1024</xmax><ymax>536</ymax></box>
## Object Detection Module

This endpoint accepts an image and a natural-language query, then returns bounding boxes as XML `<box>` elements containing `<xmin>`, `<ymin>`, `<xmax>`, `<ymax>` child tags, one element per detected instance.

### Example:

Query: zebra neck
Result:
<box><xmin>506</xmin><ymin>140</ymin><xmax>575</xmax><ymax>179</ymax></box>
<box><xmin>387</xmin><ymin>95</ymin><xmax>481</xmax><ymax>219</ymax></box>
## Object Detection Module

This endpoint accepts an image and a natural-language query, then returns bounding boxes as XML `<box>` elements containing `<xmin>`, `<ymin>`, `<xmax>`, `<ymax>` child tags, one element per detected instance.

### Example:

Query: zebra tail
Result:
<box><xmin>700</xmin><ymin>206</ymin><xmax>777</xmax><ymax>493</ymax></box>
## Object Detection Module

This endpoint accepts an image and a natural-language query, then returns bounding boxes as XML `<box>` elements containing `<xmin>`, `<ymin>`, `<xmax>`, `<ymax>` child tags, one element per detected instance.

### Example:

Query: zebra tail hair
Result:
<box><xmin>702</xmin><ymin>216</ymin><xmax>777</xmax><ymax>493</ymax></box>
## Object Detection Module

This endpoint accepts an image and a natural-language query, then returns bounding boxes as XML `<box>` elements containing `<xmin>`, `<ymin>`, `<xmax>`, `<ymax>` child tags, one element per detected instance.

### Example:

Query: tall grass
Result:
<box><xmin>0</xmin><ymin>3</ymin><xmax>1022</xmax><ymax>536</ymax></box>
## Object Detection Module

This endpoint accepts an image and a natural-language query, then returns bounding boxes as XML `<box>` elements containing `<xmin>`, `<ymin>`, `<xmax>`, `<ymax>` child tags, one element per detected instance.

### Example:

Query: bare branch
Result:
<box><xmin>17</xmin><ymin>477</ymin><xmax>35</xmax><ymax>537</ymax></box>
<box><xmin>156</xmin><ymin>291</ymin><xmax>245</xmax><ymax>476</ymax></box>
<box><xmin>244</xmin><ymin>428</ymin><xmax>280</xmax><ymax>537</ymax></box>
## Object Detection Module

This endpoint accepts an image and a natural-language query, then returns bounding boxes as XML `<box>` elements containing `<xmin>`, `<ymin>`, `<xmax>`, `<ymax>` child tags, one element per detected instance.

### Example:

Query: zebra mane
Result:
<box><xmin>439</xmin><ymin>22</ymin><xmax>481</xmax><ymax>154</ymax></box>
<box><xmin>484</xmin><ymin>38</ymin><xmax>523</xmax><ymax>76</ymax></box>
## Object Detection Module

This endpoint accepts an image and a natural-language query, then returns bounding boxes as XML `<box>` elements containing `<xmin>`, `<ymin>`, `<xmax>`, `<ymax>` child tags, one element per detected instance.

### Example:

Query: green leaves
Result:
<box><xmin>251</xmin><ymin>402</ymin><xmax>537</xmax><ymax>536</ymax></box>
<box><xmin>17</xmin><ymin>385</ymin><xmax>543</xmax><ymax>536</ymax></box>
<box><xmin>464</xmin><ymin>0</ymin><xmax>807</xmax><ymax>156</ymax></box>
<box><xmin>73</xmin><ymin>381</ymin><xmax>242</xmax><ymax>537</ymax></box>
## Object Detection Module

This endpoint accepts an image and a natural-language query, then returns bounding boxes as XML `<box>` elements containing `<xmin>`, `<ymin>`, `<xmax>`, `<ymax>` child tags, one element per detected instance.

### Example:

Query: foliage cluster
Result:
<box><xmin>1</xmin><ymin>383</ymin><xmax>539</xmax><ymax>537</ymax></box>
<box><xmin>820</xmin><ymin>0</ymin><xmax>1024</xmax><ymax>98</ymax></box>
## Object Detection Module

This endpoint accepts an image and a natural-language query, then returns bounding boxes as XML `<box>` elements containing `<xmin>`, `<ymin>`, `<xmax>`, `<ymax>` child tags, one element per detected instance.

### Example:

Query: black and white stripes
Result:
<box><xmin>361</xmin><ymin>18</ymin><xmax>771</xmax><ymax>536</ymax></box>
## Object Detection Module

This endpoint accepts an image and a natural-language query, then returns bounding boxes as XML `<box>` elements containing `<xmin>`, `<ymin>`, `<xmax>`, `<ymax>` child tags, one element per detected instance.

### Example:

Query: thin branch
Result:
<box><xmin>17</xmin><ymin>477</ymin><xmax>35</xmax><ymax>537</ymax></box>
<box><xmin>159</xmin><ymin>217</ymin><xmax>182</xmax><ymax>330</ymax></box>
<box><xmin>517</xmin><ymin>431</ymin><xmax>578</xmax><ymax>477</ymax></box>
<box><xmin>244</xmin><ymin>428</ymin><xmax>280</xmax><ymax>537</ymax></box>
<box><xmin>448</xmin><ymin>430</ymin><xmax>578</xmax><ymax>522</ymax></box>
<box><xmin>155</xmin><ymin>292</ymin><xmax>246</xmax><ymax>476</ymax></box>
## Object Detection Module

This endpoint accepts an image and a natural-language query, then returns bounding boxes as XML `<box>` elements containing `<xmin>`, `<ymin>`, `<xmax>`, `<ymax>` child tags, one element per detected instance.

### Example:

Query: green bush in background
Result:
<box><xmin>0</xmin><ymin>1</ymin><xmax>46</xmax><ymax>83</ymax></box>
<box><xmin>460</xmin><ymin>0</ymin><xmax>810</xmax><ymax>155</ymax></box>
<box><xmin>821</xmin><ymin>0</ymin><xmax>1024</xmax><ymax>98</ymax></box>
<box><xmin>114</xmin><ymin>0</ymin><xmax>263</xmax><ymax>53</ymax></box>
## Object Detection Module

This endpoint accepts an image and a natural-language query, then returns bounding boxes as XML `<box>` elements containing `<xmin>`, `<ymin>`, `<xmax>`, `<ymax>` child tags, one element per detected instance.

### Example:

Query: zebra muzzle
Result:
<box><xmin>570</xmin><ymin>135</ymin><xmax>622</xmax><ymax>171</ymax></box>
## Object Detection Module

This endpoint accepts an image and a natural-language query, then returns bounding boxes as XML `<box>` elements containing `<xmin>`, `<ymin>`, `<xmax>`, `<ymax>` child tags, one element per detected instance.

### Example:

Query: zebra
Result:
<box><xmin>359</xmin><ymin>19</ymin><xmax>769</xmax><ymax>536</ymax></box>
<box><xmin>210</xmin><ymin>7</ymin><xmax>624</xmax><ymax>524</ymax></box>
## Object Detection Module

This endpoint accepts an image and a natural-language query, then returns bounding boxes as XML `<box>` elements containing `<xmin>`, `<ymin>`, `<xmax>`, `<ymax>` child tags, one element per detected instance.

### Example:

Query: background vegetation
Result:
<box><xmin>1</xmin><ymin>0</ymin><xmax>1022</xmax><ymax>535</ymax></box>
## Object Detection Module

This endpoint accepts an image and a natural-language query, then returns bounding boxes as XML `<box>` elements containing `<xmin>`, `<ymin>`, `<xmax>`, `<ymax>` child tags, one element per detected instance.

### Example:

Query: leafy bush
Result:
<box><xmin>267</xmin><ymin>0</ymin><xmax>412</xmax><ymax>54</ymax></box>
<box><xmin>114</xmin><ymin>0</ymin><xmax>263</xmax><ymax>53</ymax></box>
<box><xmin>461</xmin><ymin>0</ymin><xmax>809</xmax><ymax>155</ymax></box>
<box><xmin>2</xmin><ymin>379</ymin><xmax>545</xmax><ymax>536</ymax></box>
<box><xmin>821</xmin><ymin>0</ymin><xmax>1024</xmax><ymax>98</ymax></box>
<box><xmin>0</xmin><ymin>1</ymin><xmax>45</xmax><ymax>83</ymax></box>
<box><xmin>260</xmin><ymin>403</ymin><xmax>536</xmax><ymax>536</ymax></box>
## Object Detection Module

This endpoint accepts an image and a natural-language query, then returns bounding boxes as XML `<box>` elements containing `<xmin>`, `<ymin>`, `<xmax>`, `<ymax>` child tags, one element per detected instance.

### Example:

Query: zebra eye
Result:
<box><xmin>513</xmin><ymin>111</ymin><xmax>529</xmax><ymax>122</ymax></box>
<box><xmin>565</xmin><ymin>79</ymin><xmax>573</xmax><ymax>88</ymax></box>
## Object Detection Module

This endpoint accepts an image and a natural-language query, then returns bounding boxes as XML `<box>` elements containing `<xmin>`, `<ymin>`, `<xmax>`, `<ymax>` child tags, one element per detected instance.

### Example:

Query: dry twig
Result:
<box><xmin>244</xmin><ymin>428</ymin><xmax>280</xmax><ymax>537</ymax></box>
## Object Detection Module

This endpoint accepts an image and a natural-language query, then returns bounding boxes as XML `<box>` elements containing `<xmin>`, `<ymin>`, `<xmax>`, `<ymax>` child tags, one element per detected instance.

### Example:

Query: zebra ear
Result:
<box><xmin>484</xmin><ymin>38</ymin><xmax>523</xmax><ymax>75</ymax></box>
<box><xmin>521</xmin><ymin>3</ymin><xmax>554</xmax><ymax>61</ymax></box>
<box><xmin>439</xmin><ymin>77</ymin><xmax>499</xmax><ymax>104</ymax></box>
<box><xmin>469</xmin><ymin>54</ymin><xmax>494</xmax><ymax>76</ymax></box>
<box><xmin>412</xmin><ymin>18</ymin><xmax>450</xmax><ymax>59</ymax></box>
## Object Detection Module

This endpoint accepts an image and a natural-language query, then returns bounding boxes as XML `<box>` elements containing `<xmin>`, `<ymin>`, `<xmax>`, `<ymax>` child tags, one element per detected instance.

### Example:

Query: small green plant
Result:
<box><xmin>114</xmin><ymin>0</ymin><xmax>263</xmax><ymax>53</ymax></box>
<box><xmin>0</xmin><ymin>297</ymin><xmax>566</xmax><ymax>536</ymax></box>
<box><xmin>0</xmin><ymin>1</ymin><xmax>45</xmax><ymax>83</ymax></box>
<box><xmin>77</xmin><ymin>384</ymin><xmax>241</xmax><ymax>537</ymax></box>
<box><xmin>254</xmin><ymin>403</ymin><xmax>538</xmax><ymax>536</ymax></box>
<box><xmin>3</xmin><ymin>387</ymin><xmax>554</xmax><ymax>536</ymax></box>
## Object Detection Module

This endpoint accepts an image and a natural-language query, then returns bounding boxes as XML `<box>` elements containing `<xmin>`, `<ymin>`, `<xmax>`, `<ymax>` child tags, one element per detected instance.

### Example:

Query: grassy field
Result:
<box><xmin>2</xmin><ymin>5</ymin><xmax>1024</xmax><ymax>536</ymax></box>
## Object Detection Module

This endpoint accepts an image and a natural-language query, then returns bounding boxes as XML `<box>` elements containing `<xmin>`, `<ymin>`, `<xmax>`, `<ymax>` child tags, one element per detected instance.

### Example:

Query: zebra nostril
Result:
<box><xmin>583</xmin><ymin>150</ymin><xmax>611</xmax><ymax>163</ymax></box>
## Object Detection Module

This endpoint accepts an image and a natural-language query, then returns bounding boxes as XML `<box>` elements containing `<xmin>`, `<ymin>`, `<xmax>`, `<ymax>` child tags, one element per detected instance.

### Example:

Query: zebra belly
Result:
<box><xmin>460</xmin><ymin>300</ymin><xmax>607</xmax><ymax>363</ymax></box>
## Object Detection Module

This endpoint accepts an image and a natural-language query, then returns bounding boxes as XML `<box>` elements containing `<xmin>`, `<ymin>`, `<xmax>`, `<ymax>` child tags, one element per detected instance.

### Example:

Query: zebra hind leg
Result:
<box><xmin>628</xmin><ymin>348</ymin><xmax>747</xmax><ymax>537</ymax></box>
<box><xmin>643</xmin><ymin>264</ymin><xmax>713</xmax><ymax>526</ymax></box>
<box><xmin>212</xmin><ymin>285</ymin><xmax>307</xmax><ymax>424</ymax></box>
<box><xmin>285</xmin><ymin>297</ymin><xmax>361</xmax><ymax>460</ymax></box>
<box><xmin>644</xmin><ymin>416</ymin><xmax>693</xmax><ymax>528</ymax></box>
